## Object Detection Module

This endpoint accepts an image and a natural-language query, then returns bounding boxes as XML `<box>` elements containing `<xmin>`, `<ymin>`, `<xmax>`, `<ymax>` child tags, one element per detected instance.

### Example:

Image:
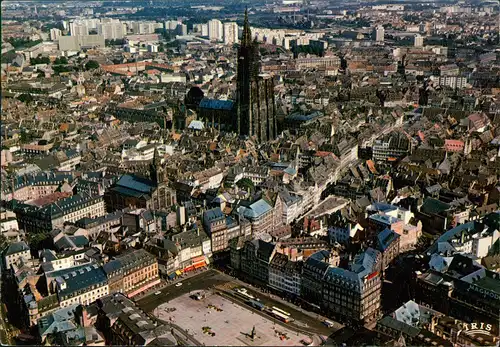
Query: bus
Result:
<box><xmin>246</xmin><ymin>299</ymin><xmax>265</xmax><ymax>311</ymax></box>
<box><xmin>272</xmin><ymin>306</ymin><xmax>290</xmax><ymax>316</ymax></box>
<box><xmin>269</xmin><ymin>309</ymin><xmax>291</xmax><ymax>323</ymax></box>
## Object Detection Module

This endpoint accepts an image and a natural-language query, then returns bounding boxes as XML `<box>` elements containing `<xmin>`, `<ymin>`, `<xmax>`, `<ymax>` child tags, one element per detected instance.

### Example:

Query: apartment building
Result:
<box><xmin>372</xmin><ymin>131</ymin><xmax>411</xmax><ymax>161</ymax></box>
<box><xmin>103</xmin><ymin>249</ymin><xmax>160</xmax><ymax>297</ymax></box>
<box><xmin>237</xmin><ymin>199</ymin><xmax>275</xmax><ymax>236</ymax></box>
<box><xmin>97</xmin><ymin>21</ymin><xmax>125</xmax><ymax>40</ymax></box>
<box><xmin>208</xmin><ymin>19</ymin><xmax>223</xmax><ymax>41</ymax></box>
<box><xmin>240</xmin><ymin>239</ymin><xmax>277</xmax><ymax>284</ymax></box>
<box><xmin>56</xmin><ymin>264</ymin><xmax>109</xmax><ymax>307</ymax></box>
<box><xmin>322</xmin><ymin>248</ymin><xmax>382</xmax><ymax>325</ymax></box>
<box><xmin>3</xmin><ymin>241</ymin><xmax>31</xmax><ymax>269</ymax></box>
<box><xmin>75</xmin><ymin>211</ymin><xmax>124</xmax><ymax>240</ymax></box>
<box><xmin>268</xmin><ymin>253</ymin><xmax>302</xmax><ymax>297</ymax></box>
<box><xmin>14</xmin><ymin>194</ymin><xmax>106</xmax><ymax>233</ymax></box>
<box><xmin>223</xmin><ymin>22</ymin><xmax>238</xmax><ymax>45</ymax></box>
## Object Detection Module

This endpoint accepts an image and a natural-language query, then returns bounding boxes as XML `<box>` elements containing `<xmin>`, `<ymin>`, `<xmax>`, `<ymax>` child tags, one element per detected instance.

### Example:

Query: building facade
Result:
<box><xmin>223</xmin><ymin>22</ymin><xmax>239</xmax><ymax>45</ymax></box>
<box><xmin>14</xmin><ymin>194</ymin><xmax>106</xmax><ymax>234</ymax></box>
<box><xmin>103</xmin><ymin>249</ymin><xmax>160</xmax><ymax>298</ymax></box>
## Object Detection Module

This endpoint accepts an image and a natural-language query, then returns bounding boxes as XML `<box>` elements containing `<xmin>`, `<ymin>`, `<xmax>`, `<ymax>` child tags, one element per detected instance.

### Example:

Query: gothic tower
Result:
<box><xmin>150</xmin><ymin>147</ymin><xmax>163</xmax><ymax>186</ymax></box>
<box><xmin>236</xmin><ymin>9</ymin><xmax>277</xmax><ymax>143</ymax></box>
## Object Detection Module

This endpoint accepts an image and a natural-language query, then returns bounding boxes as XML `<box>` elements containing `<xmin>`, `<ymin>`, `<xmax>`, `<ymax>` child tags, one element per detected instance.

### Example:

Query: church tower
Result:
<box><xmin>236</xmin><ymin>9</ymin><xmax>277</xmax><ymax>143</ymax></box>
<box><xmin>150</xmin><ymin>147</ymin><xmax>163</xmax><ymax>186</ymax></box>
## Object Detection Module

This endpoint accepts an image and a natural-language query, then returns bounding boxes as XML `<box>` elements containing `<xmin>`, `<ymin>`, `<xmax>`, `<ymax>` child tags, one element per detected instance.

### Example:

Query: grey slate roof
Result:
<box><xmin>5</xmin><ymin>241</ymin><xmax>30</xmax><ymax>256</ymax></box>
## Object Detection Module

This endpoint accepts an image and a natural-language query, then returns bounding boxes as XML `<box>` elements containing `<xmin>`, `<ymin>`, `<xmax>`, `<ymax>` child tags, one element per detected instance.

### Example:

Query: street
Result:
<box><xmin>137</xmin><ymin>269</ymin><xmax>231</xmax><ymax>312</ymax></box>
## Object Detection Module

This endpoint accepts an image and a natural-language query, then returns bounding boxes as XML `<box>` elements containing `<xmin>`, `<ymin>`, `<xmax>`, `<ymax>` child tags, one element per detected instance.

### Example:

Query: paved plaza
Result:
<box><xmin>153</xmin><ymin>292</ymin><xmax>311</xmax><ymax>346</ymax></box>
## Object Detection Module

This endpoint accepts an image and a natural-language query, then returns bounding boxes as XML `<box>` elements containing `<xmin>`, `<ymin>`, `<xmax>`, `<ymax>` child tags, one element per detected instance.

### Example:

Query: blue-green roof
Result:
<box><xmin>5</xmin><ymin>241</ymin><xmax>29</xmax><ymax>256</ymax></box>
<box><xmin>116</xmin><ymin>174</ymin><xmax>155</xmax><ymax>194</ymax></box>
<box><xmin>238</xmin><ymin>199</ymin><xmax>272</xmax><ymax>219</ymax></box>
<box><xmin>58</xmin><ymin>265</ymin><xmax>107</xmax><ymax>299</ymax></box>
<box><xmin>199</xmin><ymin>98</ymin><xmax>234</xmax><ymax>110</ymax></box>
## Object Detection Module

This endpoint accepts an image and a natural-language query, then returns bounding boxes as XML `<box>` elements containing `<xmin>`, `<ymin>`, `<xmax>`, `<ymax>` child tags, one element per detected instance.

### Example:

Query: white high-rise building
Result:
<box><xmin>132</xmin><ymin>22</ymin><xmax>156</xmax><ymax>34</ymax></box>
<box><xmin>165</xmin><ymin>20</ymin><xmax>180</xmax><ymax>31</ymax></box>
<box><xmin>201</xmin><ymin>24</ymin><xmax>209</xmax><ymax>37</ymax></box>
<box><xmin>208</xmin><ymin>19</ymin><xmax>223</xmax><ymax>41</ymax></box>
<box><xmin>50</xmin><ymin>28</ymin><xmax>62</xmax><ymax>41</ymax></box>
<box><xmin>97</xmin><ymin>21</ymin><xmax>125</xmax><ymax>40</ymax></box>
<box><xmin>223</xmin><ymin>22</ymin><xmax>239</xmax><ymax>45</ymax></box>
<box><xmin>414</xmin><ymin>34</ymin><xmax>424</xmax><ymax>47</ymax></box>
<box><xmin>70</xmin><ymin>22</ymin><xmax>89</xmax><ymax>36</ymax></box>
<box><xmin>375</xmin><ymin>25</ymin><xmax>385</xmax><ymax>42</ymax></box>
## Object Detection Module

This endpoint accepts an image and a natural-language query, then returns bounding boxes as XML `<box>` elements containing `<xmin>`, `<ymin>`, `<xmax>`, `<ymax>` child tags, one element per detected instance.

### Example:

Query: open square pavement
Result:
<box><xmin>153</xmin><ymin>291</ymin><xmax>311</xmax><ymax>346</ymax></box>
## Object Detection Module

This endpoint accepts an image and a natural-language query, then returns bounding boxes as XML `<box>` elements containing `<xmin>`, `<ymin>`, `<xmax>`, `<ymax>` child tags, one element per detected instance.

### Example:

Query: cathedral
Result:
<box><xmin>104</xmin><ymin>149</ymin><xmax>176</xmax><ymax>212</ymax></box>
<box><xmin>236</xmin><ymin>9</ymin><xmax>278</xmax><ymax>143</ymax></box>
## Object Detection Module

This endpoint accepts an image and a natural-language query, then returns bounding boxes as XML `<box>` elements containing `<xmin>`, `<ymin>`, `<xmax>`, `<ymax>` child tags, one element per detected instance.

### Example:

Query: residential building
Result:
<box><xmin>37</xmin><ymin>303</ymin><xmax>105</xmax><ymax>345</ymax></box>
<box><xmin>98</xmin><ymin>21</ymin><xmax>125</xmax><ymax>40</ymax></box>
<box><xmin>58</xmin><ymin>35</ymin><xmax>105</xmax><ymax>50</ymax></box>
<box><xmin>414</xmin><ymin>34</ymin><xmax>424</xmax><ymax>47</ymax></box>
<box><xmin>301</xmin><ymin>250</ymin><xmax>339</xmax><ymax>306</ymax></box>
<box><xmin>93</xmin><ymin>293</ymin><xmax>176</xmax><ymax>346</ymax></box>
<box><xmin>372</xmin><ymin>131</ymin><xmax>411</xmax><ymax>161</ymax></box>
<box><xmin>223</xmin><ymin>22</ymin><xmax>239</xmax><ymax>45</ymax></box>
<box><xmin>53</xmin><ymin>264</ymin><xmax>109</xmax><ymax>307</ymax></box>
<box><xmin>427</xmin><ymin>217</ymin><xmax>500</xmax><ymax>260</ymax></box>
<box><xmin>240</xmin><ymin>239</ymin><xmax>277</xmax><ymax>284</ymax></box>
<box><xmin>75</xmin><ymin>212</ymin><xmax>123</xmax><ymax>240</ymax></box>
<box><xmin>103</xmin><ymin>249</ymin><xmax>160</xmax><ymax>297</ymax></box>
<box><xmin>14</xmin><ymin>194</ymin><xmax>106</xmax><ymax>234</ymax></box>
<box><xmin>208</xmin><ymin>19</ymin><xmax>223</xmax><ymax>41</ymax></box>
<box><xmin>3</xmin><ymin>241</ymin><xmax>31</xmax><ymax>269</ymax></box>
<box><xmin>122</xmin><ymin>209</ymin><xmax>160</xmax><ymax>234</ymax></box>
<box><xmin>203</xmin><ymin>207</ymin><xmax>227</xmax><ymax>252</ymax></box>
<box><xmin>322</xmin><ymin>248</ymin><xmax>382</xmax><ymax>325</ymax></box>
<box><xmin>376</xmin><ymin>228</ymin><xmax>400</xmax><ymax>271</ymax></box>
<box><xmin>268</xmin><ymin>253</ymin><xmax>302</xmax><ymax>297</ymax></box>
<box><xmin>237</xmin><ymin>199</ymin><xmax>274</xmax><ymax>236</ymax></box>
<box><xmin>375</xmin><ymin>25</ymin><xmax>385</xmax><ymax>42</ymax></box>
<box><xmin>131</xmin><ymin>22</ymin><xmax>156</xmax><ymax>34</ymax></box>
<box><xmin>50</xmin><ymin>28</ymin><xmax>62</xmax><ymax>41</ymax></box>
<box><xmin>70</xmin><ymin>22</ymin><xmax>89</xmax><ymax>36</ymax></box>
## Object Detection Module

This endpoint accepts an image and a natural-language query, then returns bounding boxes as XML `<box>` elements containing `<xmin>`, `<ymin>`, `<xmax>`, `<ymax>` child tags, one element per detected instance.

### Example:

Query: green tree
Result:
<box><xmin>28</xmin><ymin>233</ymin><xmax>51</xmax><ymax>252</ymax></box>
<box><xmin>17</xmin><ymin>93</ymin><xmax>34</xmax><ymax>104</ymax></box>
<box><xmin>236</xmin><ymin>178</ymin><xmax>255</xmax><ymax>193</ymax></box>
<box><xmin>54</xmin><ymin>56</ymin><xmax>68</xmax><ymax>65</ymax></box>
<box><xmin>85</xmin><ymin>60</ymin><xmax>100</xmax><ymax>70</ymax></box>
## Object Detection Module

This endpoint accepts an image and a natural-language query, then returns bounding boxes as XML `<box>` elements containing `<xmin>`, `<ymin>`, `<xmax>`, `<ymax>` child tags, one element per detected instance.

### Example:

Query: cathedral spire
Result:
<box><xmin>150</xmin><ymin>147</ymin><xmax>162</xmax><ymax>186</ymax></box>
<box><xmin>242</xmin><ymin>7</ymin><xmax>252</xmax><ymax>47</ymax></box>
